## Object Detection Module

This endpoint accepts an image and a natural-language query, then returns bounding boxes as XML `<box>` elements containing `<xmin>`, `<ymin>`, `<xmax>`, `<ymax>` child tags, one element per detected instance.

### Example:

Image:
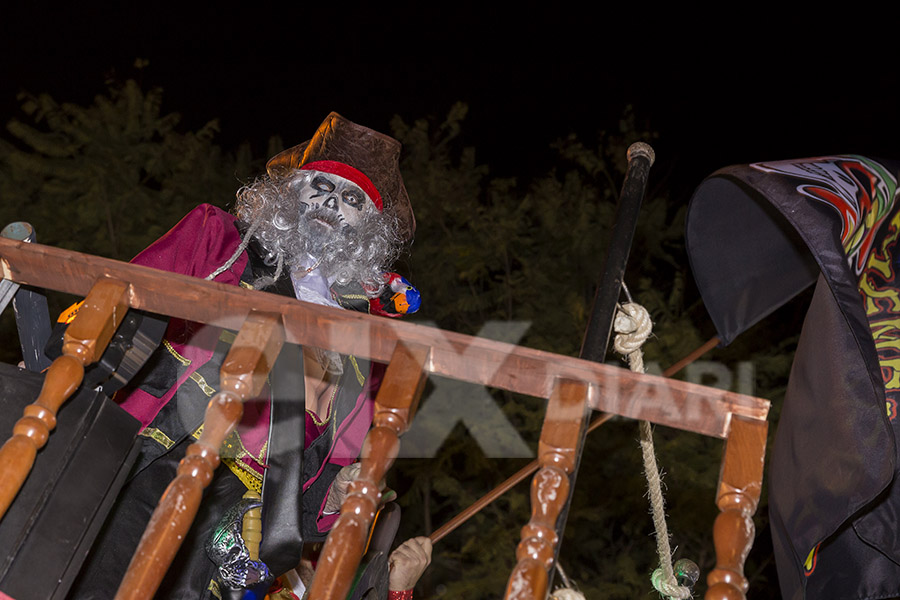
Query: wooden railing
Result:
<box><xmin>308</xmin><ymin>342</ymin><xmax>430</xmax><ymax>600</ymax></box>
<box><xmin>0</xmin><ymin>238</ymin><xmax>766</xmax><ymax>438</ymax></box>
<box><xmin>0</xmin><ymin>237</ymin><xmax>770</xmax><ymax>600</ymax></box>
<box><xmin>115</xmin><ymin>310</ymin><xmax>284</xmax><ymax>599</ymax></box>
<box><xmin>707</xmin><ymin>415</ymin><xmax>767</xmax><ymax>599</ymax></box>
<box><xmin>505</xmin><ymin>378</ymin><xmax>588</xmax><ymax>599</ymax></box>
<box><xmin>0</xmin><ymin>278</ymin><xmax>129</xmax><ymax>521</ymax></box>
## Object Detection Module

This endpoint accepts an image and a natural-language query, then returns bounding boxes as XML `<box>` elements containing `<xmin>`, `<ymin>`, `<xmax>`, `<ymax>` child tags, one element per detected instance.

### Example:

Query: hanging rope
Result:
<box><xmin>613</xmin><ymin>300</ymin><xmax>696</xmax><ymax>600</ymax></box>
<box><xmin>550</xmin><ymin>562</ymin><xmax>586</xmax><ymax>600</ymax></box>
<box><xmin>206</xmin><ymin>215</ymin><xmax>266</xmax><ymax>282</ymax></box>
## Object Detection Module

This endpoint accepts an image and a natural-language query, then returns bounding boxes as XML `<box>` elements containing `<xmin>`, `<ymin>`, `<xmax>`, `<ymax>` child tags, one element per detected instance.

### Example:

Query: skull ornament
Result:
<box><xmin>206</xmin><ymin>496</ymin><xmax>272</xmax><ymax>589</ymax></box>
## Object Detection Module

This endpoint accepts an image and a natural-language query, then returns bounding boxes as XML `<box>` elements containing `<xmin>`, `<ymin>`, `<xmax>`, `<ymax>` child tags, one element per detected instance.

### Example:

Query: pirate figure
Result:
<box><xmin>68</xmin><ymin>113</ymin><xmax>421</xmax><ymax>599</ymax></box>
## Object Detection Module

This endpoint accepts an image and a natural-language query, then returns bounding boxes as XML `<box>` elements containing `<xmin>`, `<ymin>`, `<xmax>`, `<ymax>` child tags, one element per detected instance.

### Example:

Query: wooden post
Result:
<box><xmin>0</xmin><ymin>278</ymin><xmax>129</xmax><ymax>521</ymax></box>
<box><xmin>504</xmin><ymin>378</ymin><xmax>589</xmax><ymax>600</ymax></box>
<box><xmin>114</xmin><ymin>310</ymin><xmax>284</xmax><ymax>600</ymax></box>
<box><xmin>705</xmin><ymin>415</ymin><xmax>768</xmax><ymax>600</ymax></box>
<box><xmin>429</xmin><ymin>337</ymin><xmax>720</xmax><ymax>545</ymax></box>
<box><xmin>308</xmin><ymin>342</ymin><xmax>431</xmax><ymax>600</ymax></box>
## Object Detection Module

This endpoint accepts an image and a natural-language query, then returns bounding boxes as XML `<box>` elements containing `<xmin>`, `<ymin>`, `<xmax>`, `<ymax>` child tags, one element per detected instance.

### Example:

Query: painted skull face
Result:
<box><xmin>295</xmin><ymin>171</ymin><xmax>374</xmax><ymax>229</ymax></box>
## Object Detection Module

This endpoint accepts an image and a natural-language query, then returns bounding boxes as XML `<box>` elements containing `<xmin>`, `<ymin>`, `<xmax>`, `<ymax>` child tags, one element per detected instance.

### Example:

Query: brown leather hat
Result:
<box><xmin>266</xmin><ymin>112</ymin><xmax>415</xmax><ymax>241</ymax></box>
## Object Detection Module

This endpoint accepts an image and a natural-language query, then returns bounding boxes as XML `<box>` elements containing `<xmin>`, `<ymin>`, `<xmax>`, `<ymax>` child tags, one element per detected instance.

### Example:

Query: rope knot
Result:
<box><xmin>651</xmin><ymin>558</ymin><xmax>700</xmax><ymax>599</ymax></box>
<box><xmin>613</xmin><ymin>302</ymin><xmax>652</xmax><ymax>371</ymax></box>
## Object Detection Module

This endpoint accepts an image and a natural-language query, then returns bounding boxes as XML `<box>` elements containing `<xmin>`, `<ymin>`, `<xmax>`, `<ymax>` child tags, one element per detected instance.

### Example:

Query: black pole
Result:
<box><xmin>578</xmin><ymin>142</ymin><xmax>655</xmax><ymax>362</ymax></box>
<box><xmin>551</xmin><ymin>141</ymin><xmax>655</xmax><ymax>583</ymax></box>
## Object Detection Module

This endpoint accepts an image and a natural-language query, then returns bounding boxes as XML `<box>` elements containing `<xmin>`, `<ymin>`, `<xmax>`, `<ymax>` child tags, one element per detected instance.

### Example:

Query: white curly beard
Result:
<box><xmin>234</xmin><ymin>170</ymin><xmax>403</xmax><ymax>290</ymax></box>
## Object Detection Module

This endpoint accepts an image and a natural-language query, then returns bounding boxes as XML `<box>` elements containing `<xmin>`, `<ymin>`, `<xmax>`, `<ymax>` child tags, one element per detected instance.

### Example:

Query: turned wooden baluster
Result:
<box><xmin>504</xmin><ymin>378</ymin><xmax>589</xmax><ymax>600</ymax></box>
<box><xmin>705</xmin><ymin>415</ymin><xmax>768</xmax><ymax>600</ymax></box>
<box><xmin>0</xmin><ymin>277</ymin><xmax>129</xmax><ymax>521</ymax></box>
<box><xmin>115</xmin><ymin>310</ymin><xmax>284</xmax><ymax>600</ymax></box>
<box><xmin>308</xmin><ymin>342</ymin><xmax>431</xmax><ymax>600</ymax></box>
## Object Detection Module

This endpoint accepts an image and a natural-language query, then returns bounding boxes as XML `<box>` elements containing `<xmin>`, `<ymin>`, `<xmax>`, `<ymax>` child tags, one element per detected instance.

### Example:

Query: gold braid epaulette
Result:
<box><xmin>192</xmin><ymin>425</ymin><xmax>265</xmax><ymax>493</ymax></box>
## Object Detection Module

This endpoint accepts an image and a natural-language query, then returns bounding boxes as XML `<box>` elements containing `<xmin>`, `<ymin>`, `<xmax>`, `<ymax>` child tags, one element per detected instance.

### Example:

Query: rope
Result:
<box><xmin>551</xmin><ymin>590</ymin><xmax>586</xmax><ymax>600</ymax></box>
<box><xmin>550</xmin><ymin>563</ymin><xmax>586</xmax><ymax>600</ymax></box>
<box><xmin>613</xmin><ymin>303</ymin><xmax>652</xmax><ymax>371</ymax></box>
<box><xmin>613</xmin><ymin>301</ymin><xmax>694</xmax><ymax>600</ymax></box>
<box><xmin>206</xmin><ymin>215</ymin><xmax>265</xmax><ymax>282</ymax></box>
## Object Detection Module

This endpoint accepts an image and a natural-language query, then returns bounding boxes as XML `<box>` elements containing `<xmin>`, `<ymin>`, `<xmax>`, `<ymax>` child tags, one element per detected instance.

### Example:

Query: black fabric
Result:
<box><xmin>349</xmin><ymin>551</ymin><xmax>389</xmax><ymax>600</ymax></box>
<box><xmin>238</xmin><ymin>220</ymin><xmax>297</xmax><ymax>298</ymax></box>
<box><xmin>685</xmin><ymin>155</ymin><xmax>900</xmax><ymax>599</ymax></box>
<box><xmin>0</xmin><ymin>364</ymin><xmax>141</xmax><ymax>600</ymax></box>
<box><xmin>129</xmin><ymin>336</ymin><xmax>180</xmax><ymax>398</ymax></box>
<box><xmin>685</xmin><ymin>175</ymin><xmax>819</xmax><ymax>345</ymax></box>
<box><xmin>258</xmin><ymin>342</ymin><xmax>305</xmax><ymax>577</ymax></box>
<box><xmin>43</xmin><ymin>309</ymin><xmax>169</xmax><ymax>396</ymax></box>
<box><xmin>300</xmin><ymin>355</ymin><xmax>371</xmax><ymax>542</ymax></box>
<box><xmin>332</xmin><ymin>280</ymin><xmax>372</xmax><ymax>313</ymax></box>
<box><xmin>67</xmin><ymin>436</ymin><xmax>247</xmax><ymax>600</ymax></box>
<box><xmin>770</xmin><ymin>275</ymin><xmax>894</xmax><ymax>599</ymax></box>
<box><xmin>346</xmin><ymin>504</ymin><xmax>400</xmax><ymax>600</ymax></box>
<box><xmin>67</xmin><ymin>332</ymin><xmax>307</xmax><ymax>599</ymax></box>
<box><xmin>127</xmin><ymin>335</ymin><xmax>231</xmax><ymax>477</ymax></box>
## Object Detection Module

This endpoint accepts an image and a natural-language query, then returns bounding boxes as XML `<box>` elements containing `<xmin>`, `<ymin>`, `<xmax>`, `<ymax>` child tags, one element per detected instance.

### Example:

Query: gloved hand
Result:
<box><xmin>388</xmin><ymin>536</ymin><xmax>432</xmax><ymax>591</ymax></box>
<box><xmin>323</xmin><ymin>463</ymin><xmax>361</xmax><ymax>514</ymax></box>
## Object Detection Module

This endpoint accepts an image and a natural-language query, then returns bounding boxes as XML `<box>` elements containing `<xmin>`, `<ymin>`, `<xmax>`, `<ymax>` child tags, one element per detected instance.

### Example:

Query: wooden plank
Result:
<box><xmin>0</xmin><ymin>239</ymin><xmax>769</xmax><ymax>437</ymax></box>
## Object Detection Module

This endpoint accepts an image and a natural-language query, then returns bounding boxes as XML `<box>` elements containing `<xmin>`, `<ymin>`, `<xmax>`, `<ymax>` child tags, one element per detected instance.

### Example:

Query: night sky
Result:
<box><xmin>4</xmin><ymin>6</ymin><xmax>897</xmax><ymax>205</ymax></box>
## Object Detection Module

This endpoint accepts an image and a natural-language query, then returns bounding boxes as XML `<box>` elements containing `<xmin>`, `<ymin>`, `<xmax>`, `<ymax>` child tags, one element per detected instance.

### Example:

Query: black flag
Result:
<box><xmin>686</xmin><ymin>155</ymin><xmax>900</xmax><ymax>599</ymax></box>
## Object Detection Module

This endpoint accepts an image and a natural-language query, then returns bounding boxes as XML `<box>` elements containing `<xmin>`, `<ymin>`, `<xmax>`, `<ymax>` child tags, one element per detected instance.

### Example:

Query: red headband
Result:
<box><xmin>300</xmin><ymin>160</ymin><xmax>383</xmax><ymax>212</ymax></box>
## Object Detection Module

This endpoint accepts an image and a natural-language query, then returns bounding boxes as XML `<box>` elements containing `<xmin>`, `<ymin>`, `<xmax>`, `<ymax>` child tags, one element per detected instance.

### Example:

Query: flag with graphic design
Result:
<box><xmin>686</xmin><ymin>155</ymin><xmax>900</xmax><ymax>599</ymax></box>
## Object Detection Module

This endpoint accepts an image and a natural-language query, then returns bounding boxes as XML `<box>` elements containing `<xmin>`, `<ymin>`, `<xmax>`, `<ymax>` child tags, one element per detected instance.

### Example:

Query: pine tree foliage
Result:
<box><xmin>389</xmin><ymin>105</ymin><xmax>792</xmax><ymax>598</ymax></box>
<box><xmin>0</xmin><ymin>79</ymin><xmax>253</xmax><ymax>261</ymax></box>
<box><xmin>0</xmin><ymin>83</ymin><xmax>798</xmax><ymax>597</ymax></box>
<box><xmin>0</xmin><ymin>78</ymin><xmax>257</xmax><ymax>364</ymax></box>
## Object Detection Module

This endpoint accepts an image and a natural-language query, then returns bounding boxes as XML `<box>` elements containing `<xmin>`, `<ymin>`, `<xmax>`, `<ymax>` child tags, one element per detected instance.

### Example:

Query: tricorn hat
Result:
<box><xmin>266</xmin><ymin>112</ymin><xmax>415</xmax><ymax>241</ymax></box>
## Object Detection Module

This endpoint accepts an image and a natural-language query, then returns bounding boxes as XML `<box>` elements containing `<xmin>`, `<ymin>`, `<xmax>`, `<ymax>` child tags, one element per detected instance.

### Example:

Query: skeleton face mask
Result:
<box><xmin>235</xmin><ymin>164</ymin><xmax>401</xmax><ymax>291</ymax></box>
<box><xmin>294</xmin><ymin>171</ymin><xmax>375</xmax><ymax>229</ymax></box>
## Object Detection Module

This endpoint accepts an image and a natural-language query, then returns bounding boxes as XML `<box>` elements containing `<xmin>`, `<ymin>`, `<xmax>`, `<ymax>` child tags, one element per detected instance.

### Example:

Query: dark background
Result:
<box><xmin>4</xmin><ymin>6</ymin><xmax>896</xmax><ymax>203</ymax></box>
<box><xmin>2</xmin><ymin>4</ymin><xmax>897</xmax><ymax>597</ymax></box>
